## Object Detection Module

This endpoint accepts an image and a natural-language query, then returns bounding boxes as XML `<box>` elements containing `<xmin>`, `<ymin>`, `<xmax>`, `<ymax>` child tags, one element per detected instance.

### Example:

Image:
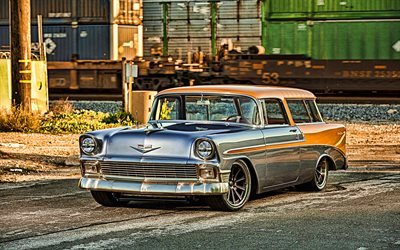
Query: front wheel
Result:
<box><xmin>206</xmin><ymin>160</ymin><xmax>252</xmax><ymax>211</ymax></box>
<box><xmin>90</xmin><ymin>191</ymin><xmax>128</xmax><ymax>207</ymax></box>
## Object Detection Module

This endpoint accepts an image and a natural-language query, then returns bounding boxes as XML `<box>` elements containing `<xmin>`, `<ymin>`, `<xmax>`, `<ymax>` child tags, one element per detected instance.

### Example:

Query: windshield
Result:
<box><xmin>152</xmin><ymin>95</ymin><xmax>260</xmax><ymax>125</ymax></box>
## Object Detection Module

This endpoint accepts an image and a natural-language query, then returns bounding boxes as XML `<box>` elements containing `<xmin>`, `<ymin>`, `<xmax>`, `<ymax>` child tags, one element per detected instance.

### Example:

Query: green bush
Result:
<box><xmin>101</xmin><ymin>111</ymin><xmax>135</xmax><ymax>126</ymax></box>
<box><xmin>0</xmin><ymin>108</ymin><xmax>136</xmax><ymax>134</ymax></box>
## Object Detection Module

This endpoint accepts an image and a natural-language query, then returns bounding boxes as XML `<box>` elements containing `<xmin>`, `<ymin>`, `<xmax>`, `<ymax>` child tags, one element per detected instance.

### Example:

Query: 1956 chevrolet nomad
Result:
<box><xmin>79</xmin><ymin>85</ymin><xmax>347</xmax><ymax>211</ymax></box>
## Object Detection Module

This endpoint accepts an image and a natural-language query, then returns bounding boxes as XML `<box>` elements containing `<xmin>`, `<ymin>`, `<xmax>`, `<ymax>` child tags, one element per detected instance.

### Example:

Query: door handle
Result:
<box><xmin>289</xmin><ymin>129</ymin><xmax>297</xmax><ymax>133</ymax></box>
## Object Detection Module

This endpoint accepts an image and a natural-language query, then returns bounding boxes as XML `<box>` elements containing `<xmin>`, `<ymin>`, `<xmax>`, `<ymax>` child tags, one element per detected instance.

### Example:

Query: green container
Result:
<box><xmin>314</xmin><ymin>0</ymin><xmax>400</xmax><ymax>19</ymax></box>
<box><xmin>267</xmin><ymin>0</ymin><xmax>311</xmax><ymax>19</ymax></box>
<box><xmin>265</xmin><ymin>21</ymin><xmax>311</xmax><ymax>55</ymax></box>
<box><xmin>312</xmin><ymin>21</ymin><xmax>400</xmax><ymax>59</ymax></box>
<box><xmin>266</xmin><ymin>0</ymin><xmax>400</xmax><ymax>20</ymax></box>
<box><xmin>265</xmin><ymin>20</ymin><xmax>400</xmax><ymax>60</ymax></box>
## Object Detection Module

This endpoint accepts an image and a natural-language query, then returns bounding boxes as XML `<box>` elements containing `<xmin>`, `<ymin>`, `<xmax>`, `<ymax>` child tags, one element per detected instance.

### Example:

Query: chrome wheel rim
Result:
<box><xmin>226</xmin><ymin>162</ymin><xmax>249</xmax><ymax>207</ymax></box>
<box><xmin>315</xmin><ymin>159</ymin><xmax>328</xmax><ymax>189</ymax></box>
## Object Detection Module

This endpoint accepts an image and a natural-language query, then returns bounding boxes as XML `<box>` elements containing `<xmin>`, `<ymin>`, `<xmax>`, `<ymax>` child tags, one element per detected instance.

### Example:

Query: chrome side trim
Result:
<box><xmin>223</xmin><ymin>139</ymin><xmax>305</xmax><ymax>155</ymax></box>
<box><xmin>79</xmin><ymin>177</ymin><xmax>229</xmax><ymax>195</ymax></box>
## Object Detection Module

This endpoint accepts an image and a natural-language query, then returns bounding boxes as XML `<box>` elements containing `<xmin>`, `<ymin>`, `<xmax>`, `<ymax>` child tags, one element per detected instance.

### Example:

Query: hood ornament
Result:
<box><xmin>130</xmin><ymin>144</ymin><xmax>160</xmax><ymax>154</ymax></box>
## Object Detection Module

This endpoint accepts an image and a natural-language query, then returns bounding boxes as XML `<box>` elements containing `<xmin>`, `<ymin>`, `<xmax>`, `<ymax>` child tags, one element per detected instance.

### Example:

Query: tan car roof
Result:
<box><xmin>158</xmin><ymin>85</ymin><xmax>316</xmax><ymax>99</ymax></box>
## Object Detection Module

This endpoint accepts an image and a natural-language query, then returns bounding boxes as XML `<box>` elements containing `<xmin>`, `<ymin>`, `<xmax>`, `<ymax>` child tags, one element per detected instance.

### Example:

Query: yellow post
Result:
<box><xmin>0</xmin><ymin>59</ymin><xmax>11</xmax><ymax>111</ymax></box>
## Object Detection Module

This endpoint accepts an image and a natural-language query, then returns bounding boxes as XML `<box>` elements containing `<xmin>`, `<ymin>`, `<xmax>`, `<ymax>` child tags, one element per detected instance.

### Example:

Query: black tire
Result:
<box><xmin>90</xmin><ymin>191</ymin><xmax>128</xmax><ymax>207</ymax></box>
<box><xmin>302</xmin><ymin>158</ymin><xmax>329</xmax><ymax>191</ymax></box>
<box><xmin>206</xmin><ymin>160</ymin><xmax>252</xmax><ymax>211</ymax></box>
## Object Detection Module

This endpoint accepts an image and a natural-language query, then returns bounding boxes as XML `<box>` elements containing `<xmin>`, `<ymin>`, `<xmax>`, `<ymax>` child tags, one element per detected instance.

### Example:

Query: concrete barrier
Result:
<box><xmin>129</xmin><ymin>90</ymin><xmax>157</xmax><ymax>124</ymax></box>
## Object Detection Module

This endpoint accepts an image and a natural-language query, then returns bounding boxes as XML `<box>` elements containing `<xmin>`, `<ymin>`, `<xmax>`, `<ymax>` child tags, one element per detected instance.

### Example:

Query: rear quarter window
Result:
<box><xmin>287</xmin><ymin>100</ymin><xmax>312</xmax><ymax>123</ymax></box>
<box><xmin>305</xmin><ymin>100</ymin><xmax>323</xmax><ymax>122</ymax></box>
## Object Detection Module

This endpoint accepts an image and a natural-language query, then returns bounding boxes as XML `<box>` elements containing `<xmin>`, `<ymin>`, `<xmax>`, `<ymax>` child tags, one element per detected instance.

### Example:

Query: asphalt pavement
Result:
<box><xmin>0</xmin><ymin>171</ymin><xmax>399</xmax><ymax>250</ymax></box>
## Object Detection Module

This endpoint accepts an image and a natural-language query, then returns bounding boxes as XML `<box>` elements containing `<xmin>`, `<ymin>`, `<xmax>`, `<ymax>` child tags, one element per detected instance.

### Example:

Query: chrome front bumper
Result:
<box><xmin>79</xmin><ymin>177</ymin><xmax>229</xmax><ymax>195</ymax></box>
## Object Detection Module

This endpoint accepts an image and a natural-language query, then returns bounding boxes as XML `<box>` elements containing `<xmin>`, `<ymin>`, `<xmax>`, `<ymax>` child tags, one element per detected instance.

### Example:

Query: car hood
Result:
<box><xmin>103</xmin><ymin>123</ymin><xmax>247</xmax><ymax>161</ymax></box>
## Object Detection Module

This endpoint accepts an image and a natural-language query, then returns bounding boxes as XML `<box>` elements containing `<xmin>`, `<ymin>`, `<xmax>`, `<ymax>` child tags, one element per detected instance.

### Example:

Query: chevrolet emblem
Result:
<box><xmin>130</xmin><ymin>144</ymin><xmax>160</xmax><ymax>154</ymax></box>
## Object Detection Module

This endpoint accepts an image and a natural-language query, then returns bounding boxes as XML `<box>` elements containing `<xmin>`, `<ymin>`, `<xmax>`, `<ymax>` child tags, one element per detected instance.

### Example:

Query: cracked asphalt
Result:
<box><xmin>0</xmin><ymin>171</ymin><xmax>399</xmax><ymax>250</ymax></box>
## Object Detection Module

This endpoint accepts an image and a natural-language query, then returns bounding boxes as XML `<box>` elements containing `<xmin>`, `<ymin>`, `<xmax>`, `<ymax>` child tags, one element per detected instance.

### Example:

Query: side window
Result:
<box><xmin>239</xmin><ymin>97</ymin><xmax>260</xmax><ymax>125</ymax></box>
<box><xmin>155</xmin><ymin>97</ymin><xmax>180</xmax><ymax>120</ymax></box>
<box><xmin>263</xmin><ymin>99</ymin><xmax>288</xmax><ymax>125</ymax></box>
<box><xmin>305</xmin><ymin>100</ymin><xmax>323</xmax><ymax>122</ymax></box>
<box><xmin>287</xmin><ymin>100</ymin><xmax>312</xmax><ymax>123</ymax></box>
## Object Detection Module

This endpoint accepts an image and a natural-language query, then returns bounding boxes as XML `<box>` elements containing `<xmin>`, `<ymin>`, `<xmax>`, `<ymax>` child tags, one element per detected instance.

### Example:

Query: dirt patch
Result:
<box><xmin>344</xmin><ymin>123</ymin><xmax>400</xmax><ymax>170</ymax></box>
<box><xmin>0</xmin><ymin>123</ymin><xmax>399</xmax><ymax>182</ymax></box>
<box><xmin>0</xmin><ymin>133</ymin><xmax>80</xmax><ymax>182</ymax></box>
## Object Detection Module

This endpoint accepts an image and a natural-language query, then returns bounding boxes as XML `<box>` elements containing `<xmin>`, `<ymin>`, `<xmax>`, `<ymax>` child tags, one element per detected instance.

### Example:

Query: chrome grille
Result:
<box><xmin>100</xmin><ymin>161</ymin><xmax>198</xmax><ymax>179</ymax></box>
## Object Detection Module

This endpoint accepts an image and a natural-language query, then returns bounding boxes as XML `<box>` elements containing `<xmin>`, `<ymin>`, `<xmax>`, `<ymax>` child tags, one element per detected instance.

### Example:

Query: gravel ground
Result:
<box><xmin>321</xmin><ymin>104</ymin><xmax>400</xmax><ymax>122</ymax></box>
<box><xmin>66</xmin><ymin>101</ymin><xmax>400</xmax><ymax>122</ymax></box>
<box><xmin>0</xmin><ymin>122</ymin><xmax>399</xmax><ymax>182</ymax></box>
<box><xmin>71</xmin><ymin>101</ymin><xmax>123</xmax><ymax>114</ymax></box>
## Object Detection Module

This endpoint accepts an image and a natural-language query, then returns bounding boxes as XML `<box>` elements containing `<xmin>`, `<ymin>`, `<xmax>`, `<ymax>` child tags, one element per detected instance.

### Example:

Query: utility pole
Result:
<box><xmin>210</xmin><ymin>1</ymin><xmax>217</xmax><ymax>58</ymax></box>
<box><xmin>162</xmin><ymin>2</ymin><xmax>168</xmax><ymax>56</ymax></box>
<box><xmin>10</xmin><ymin>0</ymin><xmax>32</xmax><ymax>111</ymax></box>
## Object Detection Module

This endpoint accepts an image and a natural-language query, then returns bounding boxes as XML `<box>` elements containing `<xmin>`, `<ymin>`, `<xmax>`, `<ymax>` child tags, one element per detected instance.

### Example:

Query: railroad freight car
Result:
<box><xmin>135</xmin><ymin>0</ymin><xmax>400</xmax><ymax>97</ymax></box>
<box><xmin>0</xmin><ymin>0</ymin><xmax>141</xmax><ymax>25</ymax></box>
<box><xmin>0</xmin><ymin>0</ymin><xmax>142</xmax><ymax>94</ymax></box>
<box><xmin>0</xmin><ymin>0</ymin><xmax>142</xmax><ymax>60</ymax></box>
<box><xmin>142</xmin><ymin>0</ymin><xmax>400</xmax><ymax>59</ymax></box>
<box><xmin>142</xmin><ymin>0</ymin><xmax>262</xmax><ymax>58</ymax></box>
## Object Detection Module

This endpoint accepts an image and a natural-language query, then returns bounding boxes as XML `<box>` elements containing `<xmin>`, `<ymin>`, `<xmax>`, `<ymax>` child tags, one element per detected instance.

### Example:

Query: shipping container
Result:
<box><xmin>313</xmin><ymin>0</ymin><xmax>400</xmax><ymax>19</ymax></box>
<box><xmin>77</xmin><ymin>25</ymin><xmax>110</xmax><ymax>59</ymax></box>
<box><xmin>311</xmin><ymin>20</ymin><xmax>400</xmax><ymax>59</ymax></box>
<box><xmin>78</xmin><ymin>0</ymin><xmax>110</xmax><ymax>23</ymax></box>
<box><xmin>0</xmin><ymin>23</ymin><xmax>138</xmax><ymax>61</ymax></box>
<box><xmin>0</xmin><ymin>25</ymin><xmax>74</xmax><ymax>61</ymax></box>
<box><xmin>142</xmin><ymin>0</ymin><xmax>261</xmax><ymax>58</ymax></box>
<box><xmin>0</xmin><ymin>0</ymin><xmax>142</xmax><ymax>25</ymax></box>
<box><xmin>265</xmin><ymin>20</ymin><xmax>400</xmax><ymax>60</ymax></box>
<box><xmin>266</xmin><ymin>0</ymin><xmax>400</xmax><ymax>20</ymax></box>
<box><xmin>114</xmin><ymin>0</ymin><xmax>142</xmax><ymax>25</ymax></box>
<box><xmin>117</xmin><ymin>25</ymin><xmax>139</xmax><ymax>59</ymax></box>
<box><xmin>265</xmin><ymin>21</ymin><xmax>310</xmax><ymax>56</ymax></box>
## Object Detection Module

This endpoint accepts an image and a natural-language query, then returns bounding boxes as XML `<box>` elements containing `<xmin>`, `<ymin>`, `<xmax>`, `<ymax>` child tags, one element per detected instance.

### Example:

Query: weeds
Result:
<box><xmin>49</xmin><ymin>98</ymin><xmax>74</xmax><ymax>115</ymax></box>
<box><xmin>0</xmin><ymin>107</ymin><xmax>136</xmax><ymax>134</ymax></box>
<box><xmin>101</xmin><ymin>111</ymin><xmax>135</xmax><ymax>126</ymax></box>
<box><xmin>0</xmin><ymin>107</ymin><xmax>41</xmax><ymax>132</ymax></box>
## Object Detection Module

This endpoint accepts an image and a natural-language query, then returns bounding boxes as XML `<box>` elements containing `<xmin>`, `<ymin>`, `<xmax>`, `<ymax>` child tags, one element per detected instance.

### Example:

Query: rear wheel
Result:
<box><xmin>303</xmin><ymin>158</ymin><xmax>329</xmax><ymax>191</ymax></box>
<box><xmin>206</xmin><ymin>160</ymin><xmax>251</xmax><ymax>211</ymax></box>
<box><xmin>91</xmin><ymin>191</ymin><xmax>128</xmax><ymax>207</ymax></box>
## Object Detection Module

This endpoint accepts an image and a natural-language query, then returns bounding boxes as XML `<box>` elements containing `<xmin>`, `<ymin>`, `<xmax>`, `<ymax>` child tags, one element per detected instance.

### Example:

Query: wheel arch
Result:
<box><xmin>318</xmin><ymin>154</ymin><xmax>336</xmax><ymax>171</ymax></box>
<box><xmin>238</xmin><ymin>157</ymin><xmax>259</xmax><ymax>197</ymax></box>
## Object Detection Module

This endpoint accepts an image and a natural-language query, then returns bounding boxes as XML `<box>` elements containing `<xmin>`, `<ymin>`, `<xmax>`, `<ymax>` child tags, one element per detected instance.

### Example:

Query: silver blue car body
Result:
<box><xmin>79</xmin><ymin>85</ymin><xmax>347</xmax><ymax>211</ymax></box>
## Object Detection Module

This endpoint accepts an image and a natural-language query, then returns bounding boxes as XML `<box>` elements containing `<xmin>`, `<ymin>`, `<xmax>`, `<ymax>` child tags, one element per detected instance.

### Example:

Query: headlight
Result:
<box><xmin>195</xmin><ymin>139</ymin><xmax>215</xmax><ymax>160</ymax></box>
<box><xmin>80</xmin><ymin>136</ymin><xmax>97</xmax><ymax>154</ymax></box>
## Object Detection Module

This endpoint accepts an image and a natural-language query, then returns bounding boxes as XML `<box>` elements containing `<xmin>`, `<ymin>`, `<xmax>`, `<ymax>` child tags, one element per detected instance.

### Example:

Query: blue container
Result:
<box><xmin>0</xmin><ymin>24</ymin><xmax>111</xmax><ymax>61</ymax></box>
<box><xmin>78</xmin><ymin>25</ymin><xmax>110</xmax><ymax>59</ymax></box>
<box><xmin>0</xmin><ymin>0</ymin><xmax>110</xmax><ymax>25</ymax></box>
